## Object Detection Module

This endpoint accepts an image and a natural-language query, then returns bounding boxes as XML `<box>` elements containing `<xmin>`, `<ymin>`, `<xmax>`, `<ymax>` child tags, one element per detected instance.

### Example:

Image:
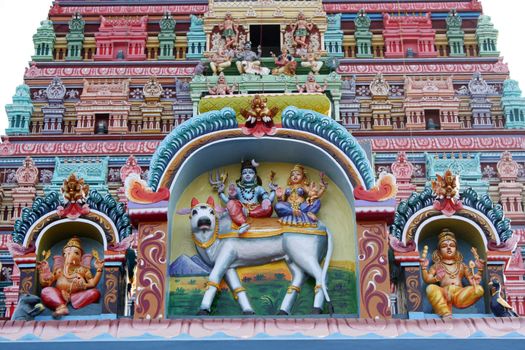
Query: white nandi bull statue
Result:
<box><xmin>177</xmin><ymin>196</ymin><xmax>334</xmax><ymax>315</ymax></box>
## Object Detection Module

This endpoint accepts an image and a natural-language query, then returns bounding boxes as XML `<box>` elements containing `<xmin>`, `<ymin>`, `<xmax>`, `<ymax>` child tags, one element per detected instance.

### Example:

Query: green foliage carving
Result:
<box><xmin>461</xmin><ymin>188</ymin><xmax>512</xmax><ymax>241</ymax></box>
<box><xmin>389</xmin><ymin>187</ymin><xmax>512</xmax><ymax>243</ymax></box>
<box><xmin>281</xmin><ymin>106</ymin><xmax>375</xmax><ymax>189</ymax></box>
<box><xmin>12</xmin><ymin>192</ymin><xmax>61</xmax><ymax>244</ymax></box>
<box><xmin>12</xmin><ymin>190</ymin><xmax>131</xmax><ymax>245</ymax></box>
<box><xmin>86</xmin><ymin>190</ymin><xmax>132</xmax><ymax>240</ymax></box>
<box><xmin>148</xmin><ymin>108</ymin><xmax>238</xmax><ymax>190</ymax></box>
<box><xmin>389</xmin><ymin>187</ymin><xmax>434</xmax><ymax>240</ymax></box>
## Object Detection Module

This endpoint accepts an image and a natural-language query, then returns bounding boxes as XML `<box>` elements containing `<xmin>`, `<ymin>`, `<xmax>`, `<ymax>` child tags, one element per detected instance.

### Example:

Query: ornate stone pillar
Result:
<box><xmin>140</xmin><ymin>78</ymin><xmax>163</xmax><ymax>133</ymax></box>
<box><xmin>101</xmin><ymin>253</ymin><xmax>126</xmax><ymax>315</ymax></box>
<box><xmin>3</xmin><ymin>264</ymin><xmax>20</xmax><ymax>319</ymax></box>
<box><xmin>504</xmin><ymin>248</ymin><xmax>525</xmax><ymax>316</ymax></box>
<box><xmin>356</xmin><ymin>221</ymin><xmax>392</xmax><ymax>319</ymax></box>
<box><xmin>391</xmin><ymin>152</ymin><xmax>416</xmax><ymax>203</ymax></box>
<box><xmin>354</xmin><ymin>175</ymin><xmax>397</xmax><ymax>319</ymax></box>
<box><xmin>496</xmin><ymin>151</ymin><xmax>525</xmax><ymax>222</ymax></box>
<box><xmin>134</xmin><ymin>221</ymin><xmax>168</xmax><ymax>320</ymax></box>
<box><xmin>11</xmin><ymin>157</ymin><xmax>39</xmax><ymax>221</ymax></box>
<box><xmin>403</xmin><ymin>265</ymin><xmax>424</xmax><ymax>313</ymax></box>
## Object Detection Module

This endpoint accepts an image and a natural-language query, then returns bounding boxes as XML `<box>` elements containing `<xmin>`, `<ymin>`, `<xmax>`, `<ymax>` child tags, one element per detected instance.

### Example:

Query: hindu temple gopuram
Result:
<box><xmin>1</xmin><ymin>0</ymin><xmax>524</xmax><ymax>348</ymax></box>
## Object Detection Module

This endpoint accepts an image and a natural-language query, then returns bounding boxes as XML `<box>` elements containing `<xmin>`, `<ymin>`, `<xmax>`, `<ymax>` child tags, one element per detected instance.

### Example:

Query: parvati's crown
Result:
<box><xmin>291</xmin><ymin>164</ymin><xmax>306</xmax><ymax>175</ymax></box>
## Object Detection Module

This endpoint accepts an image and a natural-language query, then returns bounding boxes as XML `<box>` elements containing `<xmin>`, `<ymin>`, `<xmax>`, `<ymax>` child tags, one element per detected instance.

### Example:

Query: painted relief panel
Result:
<box><xmin>198</xmin><ymin>94</ymin><xmax>332</xmax><ymax>124</ymax></box>
<box><xmin>168</xmin><ymin>163</ymin><xmax>357</xmax><ymax>316</ymax></box>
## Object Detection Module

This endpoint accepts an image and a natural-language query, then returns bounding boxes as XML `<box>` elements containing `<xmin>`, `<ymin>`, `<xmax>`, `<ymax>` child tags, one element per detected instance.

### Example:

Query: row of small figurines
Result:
<box><xmin>202</xmin><ymin>44</ymin><xmax>324</xmax><ymax>78</ymax></box>
<box><xmin>207</xmin><ymin>71</ymin><xmax>328</xmax><ymax>96</ymax></box>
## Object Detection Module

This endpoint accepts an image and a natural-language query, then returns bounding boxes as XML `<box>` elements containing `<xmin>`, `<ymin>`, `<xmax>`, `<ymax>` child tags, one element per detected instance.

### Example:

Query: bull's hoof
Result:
<box><xmin>242</xmin><ymin>310</ymin><xmax>256</xmax><ymax>315</ymax></box>
<box><xmin>197</xmin><ymin>309</ymin><xmax>210</xmax><ymax>316</ymax></box>
<box><xmin>310</xmin><ymin>307</ymin><xmax>323</xmax><ymax>315</ymax></box>
<box><xmin>277</xmin><ymin>310</ymin><xmax>289</xmax><ymax>316</ymax></box>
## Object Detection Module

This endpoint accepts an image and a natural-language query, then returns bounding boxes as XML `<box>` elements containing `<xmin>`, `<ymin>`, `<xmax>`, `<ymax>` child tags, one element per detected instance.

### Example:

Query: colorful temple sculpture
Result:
<box><xmin>1</xmin><ymin>0</ymin><xmax>525</xmax><ymax>348</ymax></box>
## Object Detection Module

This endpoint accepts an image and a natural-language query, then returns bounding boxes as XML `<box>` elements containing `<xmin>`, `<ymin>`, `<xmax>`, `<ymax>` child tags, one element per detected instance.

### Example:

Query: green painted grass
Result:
<box><xmin>168</xmin><ymin>268</ymin><xmax>357</xmax><ymax>316</ymax></box>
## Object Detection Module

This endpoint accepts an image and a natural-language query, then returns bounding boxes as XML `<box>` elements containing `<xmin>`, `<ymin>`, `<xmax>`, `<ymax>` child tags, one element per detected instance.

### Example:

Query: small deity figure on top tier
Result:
<box><xmin>297</xmin><ymin>72</ymin><xmax>328</xmax><ymax>93</ymax></box>
<box><xmin>37</xmin><ymin>237</ymin><xmax>103</xmax><ymax>318</ymax></box>
<box><xmin>271</xmin><ymin>47</ymin><xmax>297</xmax><ymax>76</ymax></box>
<box><xmin>432</xmin><ymin>169</ymin><xmax>463</xmax><ymax>216</ymax></box>
<box><xmin>275</xmin><ymin>165</ymin><xmax>327</xmax><ymax>226</ymax></box>
<box><xmin>419</xmin><ymin>229</ymin><xmax>485</xmax><ymax>318</ymax></box>
<box><xmin>235</xmin><ymin>42</ymin><xmax>270</xmax><ymax>75</ymax></box>
<box><xmin>240</xmin><ymin>94</ymin><xmax>279</xmax><ymax>137</ymax></box>
<box><xmin>207</xmin><ymin>48</ymin><xmax>233</xmax><ymax>75</ymax></box>
<box><xmin>219</xmin><ymin>13</ymin><xmax>239</xmax><ymax>50</ymax></box>
<box><xmin>289</xmin><ymin>12</ymin><xmax>314</xmax><ymax>49</ymax></box>
<box><xmin>208</xmin><ymin>72</ymin><xmax>237</xmax><ymax>96</ymax></box>
<box><xmin>300</xmin><ymin>49</ymin><xmax>323</xmax><ymax>75</ymax></box>
<box><xmin>214</xmin><ymin>160</ymin><xmax>277</xmax><ymax>234</ymax></box>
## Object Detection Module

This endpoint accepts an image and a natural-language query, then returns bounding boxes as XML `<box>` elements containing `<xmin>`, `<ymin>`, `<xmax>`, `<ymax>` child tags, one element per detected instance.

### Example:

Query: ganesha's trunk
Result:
<box><xmin>64</xmin><ymin>256</ymin><xmax>76</xmax><ymax>268</ymax></box>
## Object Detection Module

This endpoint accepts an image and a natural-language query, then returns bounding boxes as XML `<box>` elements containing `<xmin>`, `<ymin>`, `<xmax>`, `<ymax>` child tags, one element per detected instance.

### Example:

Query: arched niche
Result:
<box><xmin>166</xmin><ymin>145</ymin><xmax>359</xmax><ymax>316</ymax></box>
<box><xmin>35</xmin><ymin>218</ymin><xmax>107</xmax><ymax>259</ymax></box>
<box><xmin>401</xmin><ymin>206</ymin><xmax>500</xmax><ymax>248</ymax></box>
<box><xmin>22</xmin><ymin>209</ymin><xmax>120</xmax><ymax>250</ymax></box>
<box><xmin>31</xmin><ymin>219</ymin><xmax>107</xmax><ymax>318</ymax></box>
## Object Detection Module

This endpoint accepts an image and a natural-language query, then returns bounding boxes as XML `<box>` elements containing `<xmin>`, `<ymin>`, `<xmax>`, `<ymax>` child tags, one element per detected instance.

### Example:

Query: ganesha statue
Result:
<box><xmin>37</xmin><ymin>237</ymin><xmax>103</xmax><ymax>317</ymax></box>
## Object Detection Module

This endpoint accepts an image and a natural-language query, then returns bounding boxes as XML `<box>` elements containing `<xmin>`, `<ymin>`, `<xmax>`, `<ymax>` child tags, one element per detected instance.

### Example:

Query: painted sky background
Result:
<box><xmin>0</xmin><ymin>0</ymin><xmax>522</xmax><ymax>134</ymax></box>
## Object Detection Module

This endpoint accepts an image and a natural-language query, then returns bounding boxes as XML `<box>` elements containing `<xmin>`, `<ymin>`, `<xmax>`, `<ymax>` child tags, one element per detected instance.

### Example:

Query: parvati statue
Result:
<box><xmin>37</xmin><ymin>237</ymin><xmax>103</xmax><ymax>317</ymax></box>
<box><xmin>419</xmin><ymin>229</ymin><xmax>484</xmax><ymax>318</ymax></box>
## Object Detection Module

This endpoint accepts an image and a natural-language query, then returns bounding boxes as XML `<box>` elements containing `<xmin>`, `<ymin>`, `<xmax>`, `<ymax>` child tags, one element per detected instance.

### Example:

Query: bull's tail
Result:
<box><xmin>320</xmin><ymin>227</ymin><xmax>334</xmax><ymax>315</ymax></box>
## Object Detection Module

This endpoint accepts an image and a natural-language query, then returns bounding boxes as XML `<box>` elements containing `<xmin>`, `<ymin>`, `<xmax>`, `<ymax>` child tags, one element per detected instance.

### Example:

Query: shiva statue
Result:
<box><xmin>419</xmin><ymin>229</ymin><xmax>485</xmax><ymax>318</ymax></box>
<box><xmin>271</xmin><ymin>47</ymin><xmax>297</xmax><ymax>76</ymax></box>
<box><xmin>275</xmin><ymin>164</ymin><xmax>327</xmax><ymax>226</ymax></box>
<box><xmin>235</xmin><ymin>42</ymin><xmax>270</xmax><ymax>75</ymax></box>
<box><xmin>36</xmin><ymin>237</ymin><xmax>103</xmax><ymax>317</ymax></box>
<box><xmin>213</xmin><ymin>160</ymin><xmax>277</xmax><ymax>233</ymax></box>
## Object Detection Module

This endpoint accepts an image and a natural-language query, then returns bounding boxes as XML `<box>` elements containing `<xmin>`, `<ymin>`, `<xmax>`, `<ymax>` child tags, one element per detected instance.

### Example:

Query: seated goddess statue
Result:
<box><xmin>275</xmin><ymin>164</ymin><xmax>327</xmax><ymax>226</ymax></box>
<box><xmin>419</xmin><ymin>229</ymin><xmax>484</xmax><ymax>318</ymax></box>
<box><xmin>271</xmin><ymin>47</ymin><xmax>297</xmax><ymax>76</ymax></box>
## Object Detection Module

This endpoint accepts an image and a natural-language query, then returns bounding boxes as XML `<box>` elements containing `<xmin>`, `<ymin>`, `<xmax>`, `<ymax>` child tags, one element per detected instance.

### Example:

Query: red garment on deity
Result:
<box><xmin>241</xmin><ymin>120</ymin><xmax>276</xmax><ymax>138</ymax></box>
<box><xmin>41</xmin><ymin>286</ymin><xmax>101</xmax><ymax>310</ymax></box>
<box><xmin>226</xmin><ymin>199</ymin><xmax>273</xmax><ymax>226</ymax></box>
